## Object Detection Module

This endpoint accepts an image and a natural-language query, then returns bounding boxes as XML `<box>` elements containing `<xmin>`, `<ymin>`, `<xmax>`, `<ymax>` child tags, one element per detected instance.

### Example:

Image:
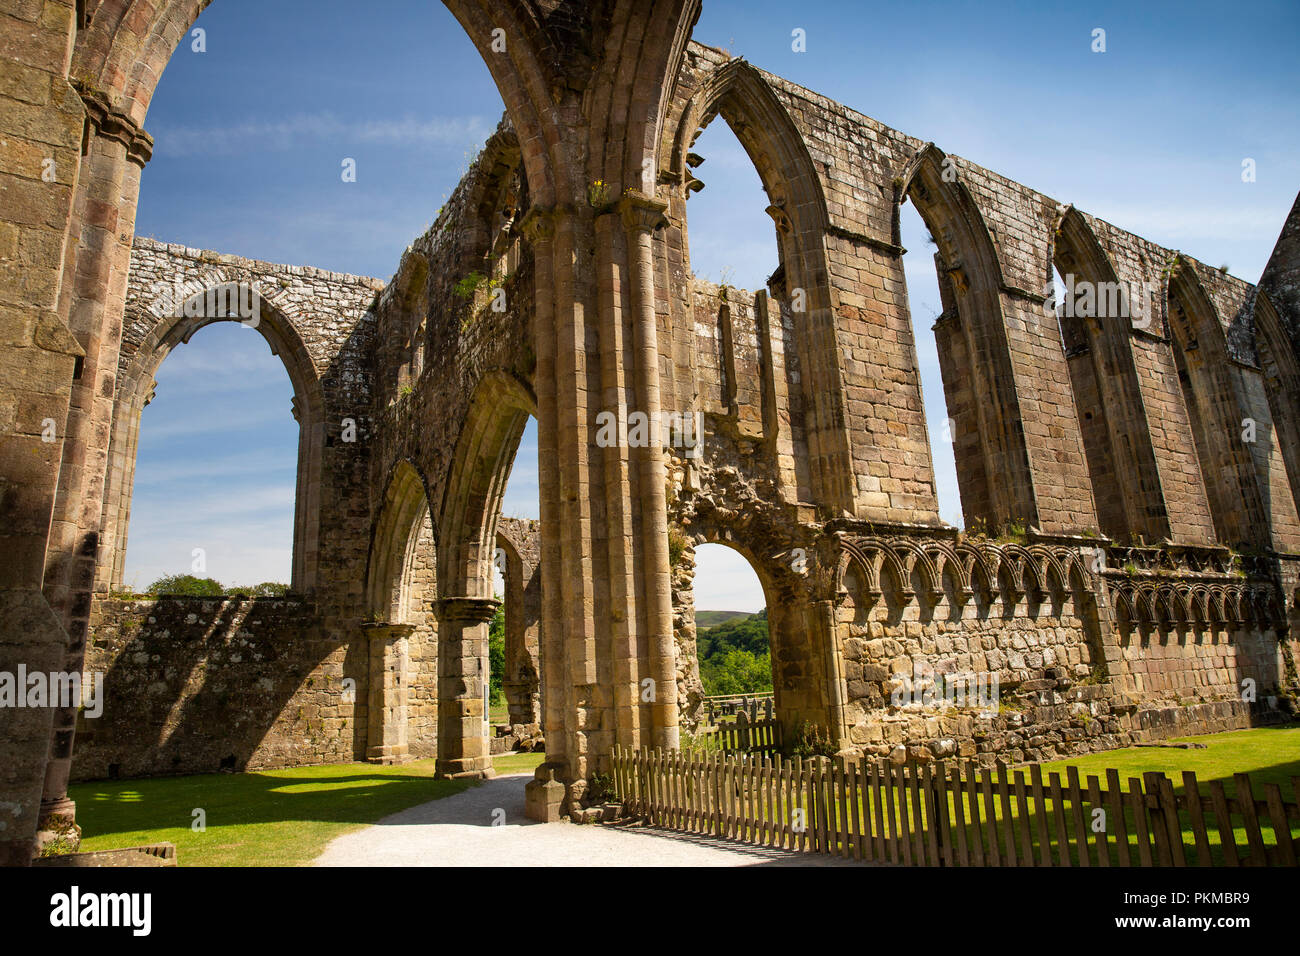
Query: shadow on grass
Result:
<box><xmin>68</xmin><ymin>758</ymin><xmax>529</xmax><ymax>866</ymax></box>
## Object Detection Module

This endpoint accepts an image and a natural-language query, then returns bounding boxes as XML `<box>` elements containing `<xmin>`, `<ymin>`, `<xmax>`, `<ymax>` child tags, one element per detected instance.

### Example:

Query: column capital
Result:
<box><xmin>618</xmin><ymin>190</ymin><xmax>668</xmax><ymax>235</ymax></box>
<box><xmin>618</xmin><ymin>189</ymin><xmax>670</xmax><ymax>236</ymax></box>
<box><xmin>519</xmin><ymin>204</ymin><xmax>575</xmax><ymax>244</ymax></box>
<box><xmin>435</xmin><ymin>595</ymin><xmax>500</xmax><ymax>623</ymax></box>
<box><xmin>73</xmin><ymin>82</ymin><xmax>154</xmax><ymax>167</ymax></box>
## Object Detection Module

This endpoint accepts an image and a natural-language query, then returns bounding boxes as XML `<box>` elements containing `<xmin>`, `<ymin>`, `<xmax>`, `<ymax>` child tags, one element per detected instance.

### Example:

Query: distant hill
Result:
<box><xmin>695</xmin><ymin>608</ymin><xmax>772</xmax><ymax>696</ymax></box>
<box><xmin>696</xmin><ymin>609</ymin><xmax>753</xmax><ymax>628</ymax></box>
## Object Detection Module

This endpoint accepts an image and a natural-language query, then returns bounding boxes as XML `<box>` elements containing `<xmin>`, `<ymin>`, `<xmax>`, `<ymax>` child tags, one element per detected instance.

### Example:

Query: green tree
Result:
<box><xmin>145</xmin><ymin>574</ymin><xmax>224</xmax><ymax>596</ymax></box>
<box><xmin>247</xmin><ymin>582</ymin><xmax>289</xmax><ymax>597</ymax></box>
<box><xmin>488</xmin><ymin>602</ymin><xmax>505</xmax><ymax>706</ymax></box>
<box><xmin>696</xmin><ymin>608</ymin><xmax>773</xmax><ymax>696</ymax></box>
<box><xmin>700</xmin><ymin>648</ymin><xmax>772</xmax><ymax>696</ymax></box>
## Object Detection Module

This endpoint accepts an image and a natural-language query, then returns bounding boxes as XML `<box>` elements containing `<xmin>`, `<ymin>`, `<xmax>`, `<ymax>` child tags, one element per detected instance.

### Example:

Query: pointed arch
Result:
<box><xmin>77</xmin><ymin>0</ymin><xmax>559</xmax><ymax>204</ymax></box>
<box><xmin>1166</xmin><ymin>258</ymin><xmax>1266</xmax><ymax>548</ymax></box>
<box><xmin>1254</xmin><ymin>291</ymin><xmax>1300</xmax><ymax>518</ymax></box>
<box><xmin>99</xmin><ymin>283</ymin><xmax>326</xmax><ymax>593</ymax></box>
<box><xmin>665</xmin><ymin>59</ymin><xmax>830</xmax><ymax>239</ymax></box>
<box><xmin>1052</xmin><ymin>206</ymin><xmax>1171</xmax><ymax>541</ymax></box>
<box><xmin>367</xmin><ymin>460</ymin><xmax>436</xmax><ymax>623</ymax></box>
<box><xmin>663</xmin><ymin>57</ymin><xmax>856</xmax><ymax>512</ymax></box>
<box><xmin>439</xmin><ymin>370</ymin><xmax>537</xmax><ymax>599</ymax></box>
<box><xmin>897</xmin><ymin>143</ymin><xmax>1037</xmax><ymax>532</ymax></box>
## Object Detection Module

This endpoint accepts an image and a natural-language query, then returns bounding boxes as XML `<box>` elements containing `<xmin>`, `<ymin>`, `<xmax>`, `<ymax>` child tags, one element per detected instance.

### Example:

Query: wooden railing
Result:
<box><xmin>694</xmin><ymin>708</ymin><xmax>783</xmax><ymax>756</ymax></box>
<box><xmin>609</xmin><ymin>747</ymin><xmax>1300</xmax><ymax>867</ymax></box>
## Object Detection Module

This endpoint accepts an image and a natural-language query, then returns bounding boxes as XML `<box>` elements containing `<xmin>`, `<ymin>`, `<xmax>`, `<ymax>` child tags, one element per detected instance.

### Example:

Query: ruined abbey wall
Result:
<box><xmin>68</xmin><ymin>514</ymin><xmax>541</xmax><ymax>782</ymax></box>
<box><xmin>78</xmin><ymin>45</ymin><xmax>1300</xmax><ymax>782</ymax></box>
<box><xmin>72</xmin><ymin>595</ymin><xmax>358</xmax><ymax>780</ymax></box>
<box><xmin>4</xmin><ymin>0</ymin><xmax>1300</xmax><ymax>857</ymax></box>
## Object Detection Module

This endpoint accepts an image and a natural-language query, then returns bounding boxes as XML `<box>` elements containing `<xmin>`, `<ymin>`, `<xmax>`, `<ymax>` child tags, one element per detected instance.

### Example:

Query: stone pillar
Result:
<box><xmin>434</xmin><ymin>596</ymin><xmax>498</xmax><ymax>778</ymax></box>
<box><xmin>620</xmin><ymin>191</ymin><xmax>680</xmax><ymax>752</ymax></box>
<box><xmin>38</xmin><ymin>90</ymin><xmax>152</xmax><ymax>850</ymax></box>
<box><xmin>518</xmin><ymin>207</ymin><xmax>569</xmax><ymax>782</ymax></box>
<box><xmin>361</xmin><ymin>623</ymin><xmax>414</xmax><ymax>764</ymax></box>
<box><xmin>0</xmin><ymin>2</ymin><xmax>85</xmax><ymax>864</ymax></box>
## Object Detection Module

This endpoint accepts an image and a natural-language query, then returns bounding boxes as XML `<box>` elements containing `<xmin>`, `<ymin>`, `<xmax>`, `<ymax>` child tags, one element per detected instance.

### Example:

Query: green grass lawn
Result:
<box><xmin>71</xmin><ymin>750</ymin><xmax>547</xmax><ymax>867</ymax></box>
<box><xmin>492</xmin><ymin>751</ymin><xmax>546</xmax><ymax>775</ymax></box>
<box><xmin>1040</xmin><ymin>724</ymin><xmax>1300</xmax><ymax>795</ymax></box>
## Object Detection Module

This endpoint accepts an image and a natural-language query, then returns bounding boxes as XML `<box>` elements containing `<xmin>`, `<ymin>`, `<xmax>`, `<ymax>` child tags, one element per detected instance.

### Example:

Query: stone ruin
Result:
<box><xmin>2</xmin><ymin>1</ymin><xmax>1299</xmax><ymax>860</ymax></box>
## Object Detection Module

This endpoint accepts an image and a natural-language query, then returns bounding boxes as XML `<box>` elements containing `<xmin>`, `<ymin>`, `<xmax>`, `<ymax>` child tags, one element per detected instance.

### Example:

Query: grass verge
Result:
<box><xmin>71</xmin><ymin>753</ymin><xmax>545</xmax><ymax>867</ymax></box>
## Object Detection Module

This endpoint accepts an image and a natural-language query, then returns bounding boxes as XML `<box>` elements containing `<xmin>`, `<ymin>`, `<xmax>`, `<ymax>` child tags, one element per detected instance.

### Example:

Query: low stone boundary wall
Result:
<box><xmin>73</xmin><ymin>596</ymin><xmax>364</xmax><ymax>781</ymax></box>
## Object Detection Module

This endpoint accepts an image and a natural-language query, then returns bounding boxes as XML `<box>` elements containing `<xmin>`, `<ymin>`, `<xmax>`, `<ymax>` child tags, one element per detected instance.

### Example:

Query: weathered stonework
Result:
<box><xmin>3</xmin><ymin>1</ymin><xmax>1300</xmax><ymax>860</ymax></box>
<box><xmin>73</xmin><ymin>596</ymin><xmax>360</xmax><ymax>780</ymax></box>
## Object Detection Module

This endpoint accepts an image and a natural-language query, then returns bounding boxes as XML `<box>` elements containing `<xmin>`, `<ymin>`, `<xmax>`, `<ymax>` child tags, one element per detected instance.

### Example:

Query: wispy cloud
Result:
<box><xmin>153</xmin><ymin>112</ymin><xmax>494</xmax><ymax>158</ymax></box>
<box><xmin>140</xmin><ymin>404</ymin><xmax>292</xmax><ymax>441</ymax></box>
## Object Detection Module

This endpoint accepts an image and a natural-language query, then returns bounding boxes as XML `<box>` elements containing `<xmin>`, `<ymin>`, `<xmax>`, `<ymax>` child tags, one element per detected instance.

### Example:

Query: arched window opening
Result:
<box><xmin>899</xmin><ymin>199</ymin><xmax>962</xmax><ymax>528</ymax></box>
<box><xmin>489</xmin><ymin>415</ymin><xmax>542</xmax><ymax>739</ymax></box>
<box><xmin>122</xmin><ymin>322</ymin><xmax>297</xmax><ymax>595</ymax></box>
<box><xmin>135</xmin><ymin>2</ymin><xmax>502</xmax><ymax>277</ymax></box>
<box><xmin>684</xmin><ymin>119</ymin><xmax>780</xmax><ymax>294</ymax></box>
<box><xmin>1050</xmin><ymin>257</ymin><xmax>1125</xmax><ymax>539</ymax></box>
<box><xmin>690</xmin><ymin>543</ymin><xmax>771</xmax><ymax>708</ymax></box>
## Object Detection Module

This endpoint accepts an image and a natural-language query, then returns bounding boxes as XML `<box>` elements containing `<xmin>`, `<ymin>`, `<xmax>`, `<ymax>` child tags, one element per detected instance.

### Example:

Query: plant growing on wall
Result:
<box><xmin>587</xmin><ymin>179</ymin><xmax>612</xmax><ymax>208</ymax></box>
<box><xmin>453</xmin><ymin>271</ymin><xmax>486</xmax><ymax>300</ymax></box>
<box><xmin>788</xmin><ymin>721</ymin><xmax>837</xmax><ymax>759</ymax></box>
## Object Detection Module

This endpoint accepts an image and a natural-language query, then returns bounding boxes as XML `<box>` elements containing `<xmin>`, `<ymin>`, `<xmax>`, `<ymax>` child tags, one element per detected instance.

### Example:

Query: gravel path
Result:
<box><xmin>313</xmin><ymin>773</ymin><xmax>866</xmax><ymax>867</ymax></box>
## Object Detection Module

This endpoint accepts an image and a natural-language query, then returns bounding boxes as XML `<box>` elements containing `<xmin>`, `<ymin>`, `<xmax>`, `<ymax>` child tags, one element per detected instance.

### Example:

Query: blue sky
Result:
<box><xmin>126</xmin><ymin>0</ymin><xmax>1300</xmax><ymax>610</ymax></box>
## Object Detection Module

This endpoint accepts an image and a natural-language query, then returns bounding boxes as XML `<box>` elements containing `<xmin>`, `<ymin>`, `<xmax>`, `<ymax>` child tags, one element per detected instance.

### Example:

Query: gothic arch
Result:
<box><xmin>664</xmin><ymin>58</ymin><xmax>856</xmax><ymax>512</ymax></box>
<box><xmin>76</xmin><ymin>0</ymin><xmax>560</xmax><ymax>203</ymax></box>
<box><xmin>432</xmin><ymin>368</ymin><xmax>536</xmax><ymax>777</ymax></box>
<box><xmin>1051</xmin><ymin>206</ymin><xmax>1169</xmax><ymax>541</ymax></box>
<box><xmin>1166</xmin><ymin>258</ymin><xmax>1261</xmax><ymax>547</ymax></box>
<box><xmin>664</xmin><ymin>59</ymin><xmax>830</xmax><ymax>240</ymax></box>
<box><xmin>98</xmin><ymin>283</ymin><xmax>326</xmax><ymax>593</ymax></box>
<box><xmin>897</xmin><ymin>143</ymin><xmax>1035</xmax><ymax>531</ymax></box>
<box><xmin>439</xmin><ymin>370</ymin><xmax>536</xmax><ymax>599</ymax></box>
<box><xmin>367</xmin><ymin>460</ymin><xmax>436</xmax><ymax>624</ymax></box>
<box><xmin>1254</xmin><ymin>292</ymin><xmax>1300</xmax><ymax>518</ymax></box>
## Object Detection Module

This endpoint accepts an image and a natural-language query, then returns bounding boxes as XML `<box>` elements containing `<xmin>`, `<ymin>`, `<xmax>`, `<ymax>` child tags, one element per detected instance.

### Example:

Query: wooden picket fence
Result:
<box><xmin>609</xmin><ymin>746</ymin><xmax>1300</xmax><ymax>867</ymax></box>
<box><xmin>696</xmin><ymin>705</ymin><xmax>783</xmax><ymax>756</ymax></box>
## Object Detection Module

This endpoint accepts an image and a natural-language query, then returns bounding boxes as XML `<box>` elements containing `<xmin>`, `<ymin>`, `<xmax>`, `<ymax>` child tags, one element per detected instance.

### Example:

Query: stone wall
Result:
<box><xmin>827</xmin><ymin>535</ymin><xmax>1296</xmax><ymax>766</ymax></box>
<box><xmin>497</xmin><ymin>517</ymin><xmax>542</xmax><ymax>729</ymax></box>
<box><xmin>73</xmin><ymin>596</ymin><xmax>362</xmax><ymax>781</ymax></box>
<box><xmin>7</xmin><ymin>0</ymin><xmax>1300</xmax><ymax>855</ymax></box>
